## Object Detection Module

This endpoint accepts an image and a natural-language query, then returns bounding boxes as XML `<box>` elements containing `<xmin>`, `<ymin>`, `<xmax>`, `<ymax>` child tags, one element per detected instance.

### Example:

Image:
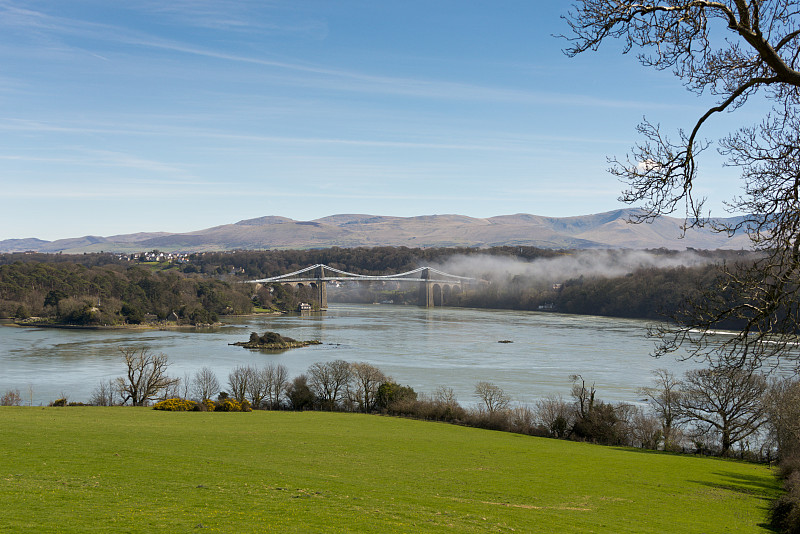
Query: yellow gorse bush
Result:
<box><xmin>153</xmin><ymin>398</ymin><xmax>197</xmax><ymax>411</ymax></box>
<box><xmin>152</xmin><ymin>398</ymin><xmax>252</xmax><ymax>412</ymax></box>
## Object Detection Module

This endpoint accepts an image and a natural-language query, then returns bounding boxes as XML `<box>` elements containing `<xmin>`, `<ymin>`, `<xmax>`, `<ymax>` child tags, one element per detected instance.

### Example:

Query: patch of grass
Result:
<box><xmin>251</xmin><ymin>306</ymin><xmax>279</xmax><ymax>314</ymax></box>
<box><xmin>0</xmin><ymin>408</ymin><xmax>782</xmax><ymax>533</ymax></box>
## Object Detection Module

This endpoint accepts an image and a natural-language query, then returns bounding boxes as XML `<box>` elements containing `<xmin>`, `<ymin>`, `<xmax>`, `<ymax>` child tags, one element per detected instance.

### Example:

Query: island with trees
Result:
<box><xmin>230</xmin><ymin>331</ymin><xmax>321</xmax><ymax>350</ymax></box>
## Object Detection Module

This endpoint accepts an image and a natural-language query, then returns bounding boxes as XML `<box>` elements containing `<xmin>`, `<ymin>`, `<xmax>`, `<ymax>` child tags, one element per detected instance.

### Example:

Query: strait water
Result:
<box><xmin>0</xmin><ymin>304</ymin><xmax>701</xmax><ymax>407</ymax></box>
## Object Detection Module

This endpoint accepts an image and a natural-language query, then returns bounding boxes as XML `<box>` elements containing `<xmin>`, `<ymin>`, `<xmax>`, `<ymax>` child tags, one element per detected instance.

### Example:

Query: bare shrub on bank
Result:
<box><xmin>474</xmin><ymin>381</ymin><xmax>510</xmax><ymax>414</ymax></box>
<box><xmin>764</xmin><ymin>378</ymin><xmax>800</xmax><ymax>461</ymax></box>
<box><xmin>1</xmin><ymin>388</ymin><xmax>22</xmax><ymax>406</ymax></box>
<box><xmin>90</xmin><ymin>380</ymin><xmax>117</xmax><ymax>406</ymax></box>
<box><xmin>639</xmin><ymin>369</ymin><xmax>682</xmax><ymax>450</ymax></box>
<box><xmin>628</xmin><ymin>405</ymin><xmax>663</xmax><ymax>450</ymax></box>
<box><xmin>534</xmin><ymin>394</ymin><xmax>573</xmax><ymax>438</ymax></box>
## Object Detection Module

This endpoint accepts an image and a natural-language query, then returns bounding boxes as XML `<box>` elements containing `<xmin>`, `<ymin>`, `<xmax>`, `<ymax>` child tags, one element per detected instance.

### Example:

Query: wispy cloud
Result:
<box><xmin>133</xmin><ymin>0</ymin><xmax>327</xmax><ymax>36</ymax></box>
<box><xmin>0</xmin><ymin>117</ymin><xmax>624</xmax><ymax>155</ymax></box>
<box><xmin>0</xmin><ymin>1</ymin><xmax>687</xmax><ymax>110</ymax></box>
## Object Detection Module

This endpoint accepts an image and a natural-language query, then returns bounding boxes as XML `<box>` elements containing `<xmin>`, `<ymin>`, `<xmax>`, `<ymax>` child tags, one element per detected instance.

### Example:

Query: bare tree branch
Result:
<box><xmin>565</xmin><ymin>1</ymin><xmax>800</xmax><ymax>371</ymax></box>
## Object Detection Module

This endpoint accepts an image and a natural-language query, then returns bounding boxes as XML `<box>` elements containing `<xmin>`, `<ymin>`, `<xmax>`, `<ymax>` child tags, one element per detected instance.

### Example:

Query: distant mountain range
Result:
<box><xmin>0</xmin><ymin>209</ymin><xmax>751</xmax><ymax>254</ymax></box>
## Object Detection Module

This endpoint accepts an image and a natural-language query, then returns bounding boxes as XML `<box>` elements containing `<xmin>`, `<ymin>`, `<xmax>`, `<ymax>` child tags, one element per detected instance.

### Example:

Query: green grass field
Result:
<box><xmin>0</xmin><ymin>407</ymin><xmax>782</xmax><ymax>533</ymax></box>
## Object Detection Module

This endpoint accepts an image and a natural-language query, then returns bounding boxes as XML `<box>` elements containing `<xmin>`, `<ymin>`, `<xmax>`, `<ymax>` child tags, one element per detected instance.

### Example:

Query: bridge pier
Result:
<box><xmin>418</xmin><ymin>268</ymin><xmax>434</xmax><ymax>308</ymax></box>
<box><xmin>314</xmin><ymin>265</ymin><xmax>328</xmax><ymax>309</ymax></box>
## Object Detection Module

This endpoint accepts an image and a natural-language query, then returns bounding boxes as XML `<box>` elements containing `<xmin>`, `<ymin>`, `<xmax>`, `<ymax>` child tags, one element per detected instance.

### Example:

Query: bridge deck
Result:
<box><xmin>258</xmin><ymin>277</ymin><xmax>467</xmax><ymax>284</ymax></box>
<box><xmin>246</xmin><ymin>264</ymin><xmax>479</xmax><ymax>285</ymax></box>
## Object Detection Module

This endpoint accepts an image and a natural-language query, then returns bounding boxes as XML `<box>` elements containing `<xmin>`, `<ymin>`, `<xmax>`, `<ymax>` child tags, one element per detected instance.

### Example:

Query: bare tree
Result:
<box><xmin>182</xmin><ymin>371</ymin><xmax>191</xmax><ymax>400</ymax></box>
<box><xmin>639</xmin><ymin>368</ymin><xmax>683</xmax><ymax>449</ymax></box>
<box><xmin>628</xmin><ymin>405</ymin><xmax>664</xmax><ymax>450</ymax></box>
<box><xmin>348</xmin><ymin>362</ymin><xmax>388</xmax><ymax>413</ymax></box>
<box><xmin>227</xmin><ymin>366</ymin><xmax>252</xmax><ymax>403</ymax></box>
<box><xmin>1</xmin><ymin>389</ymin><xmax>22</xmax><ymax>406</ymax></box>
<box><xmin>245</xmin><ymin>366</ymin><xmax>269</xmax><ymax>409</ymax></box>
<box><xmin>160</xmin><ymin>376</ymin><xmax>183</xmax><ymax>401</ymax></box>
<box><xmin>115</xmin><ymin>347</ymin><xmax>179</xmax><ymax>406</ymax></box>
<box><xmin>763</xmin><ymin>377</ymin><xmax>800</xmax><ymax>459</ymax></box>
<box><xmin>679</xmin><ymin>364</ymin><xmax>768</xmax><ymax>456</ymax></box>
<box><xmin>570</xmin><ymin>374</ymin><xmax>595</xmax><ymax>420</ymax></box>
<box><xmin>564</xmin><ymin>2</ymin><xmax>800</xmax><ymax>368</ymax></box>
<box><xmin>433</xmin><ymin>385</ymin><xmax>459</xmax><ymax>408</ymax></box>
<box><xmin>191</xmin><ymin>367</ymin><xmax>220</xmax><ymax>401</ymax></box>
<box><xmin>272</xmin><ymin>363</ymin><xmax>289</xmax><ymax>409</ymax></box>
<box><xmin>308</xmin><ymin>360</ymin><xmax>352</xmax><ymax>410</ymax></box>
<box><xmin>474</xmin><ymin>381</ymin><xmax>511</xmax><ymax>414</ymax></box>
<box><xmin>260</xmin><ymin>363</ymin><xmax>290</xmax><ymax>409</ymax></box>
<box><xmin>509</xmin><ymin>404</ymin><xmax>537</xmax><ymax>435</ymax></box>
<box><xmin>535</xmin><ymin>394</ymin><xmax>574</xmax><ymax>438</ymax></box>
<box><xmin>89</xmin><ymin>380</ymin><xmax>117</xmax><ymax>406</ymax></box>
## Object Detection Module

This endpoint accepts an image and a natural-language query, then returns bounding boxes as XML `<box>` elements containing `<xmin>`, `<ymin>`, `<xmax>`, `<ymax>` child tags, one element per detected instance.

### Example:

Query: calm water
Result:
<box><xmin>0</xmin><ymin>304</ymin><xmax>700</xmax><ymax>407</ymax></box>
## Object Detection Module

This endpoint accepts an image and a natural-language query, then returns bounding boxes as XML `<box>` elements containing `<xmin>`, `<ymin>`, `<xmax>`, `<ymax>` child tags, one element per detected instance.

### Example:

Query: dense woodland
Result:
<box><xmin>0</xmin><ymin>260</ymin><xmax>318</xmax><ymax>325</ymax></box>
<box><xmin>0</xmin><ymin>247</ymin><xmax>755</xmax><ymax>326</ymax></box>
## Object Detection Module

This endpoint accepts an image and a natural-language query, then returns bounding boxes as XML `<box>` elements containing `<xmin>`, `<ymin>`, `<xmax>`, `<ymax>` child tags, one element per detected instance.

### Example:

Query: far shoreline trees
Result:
<box><xmin>0</xmin><ymin>247</ymin><xmax>763</xmax><ymax>327</ymax></box>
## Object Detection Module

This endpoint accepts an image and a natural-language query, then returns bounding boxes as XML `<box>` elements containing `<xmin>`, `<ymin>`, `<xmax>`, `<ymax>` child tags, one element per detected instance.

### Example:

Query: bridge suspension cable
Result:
<box><xmin>246</xmin><ymin>264</ymin><xmax>478</xmax><ymax>284</ymax></box>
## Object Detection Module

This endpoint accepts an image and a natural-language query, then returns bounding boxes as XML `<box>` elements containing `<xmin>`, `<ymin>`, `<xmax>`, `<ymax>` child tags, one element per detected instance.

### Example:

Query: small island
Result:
<box><xmin>231</xmin><ymin>331</ymin><xmax>321</xmax><ymax>350</ymax></box>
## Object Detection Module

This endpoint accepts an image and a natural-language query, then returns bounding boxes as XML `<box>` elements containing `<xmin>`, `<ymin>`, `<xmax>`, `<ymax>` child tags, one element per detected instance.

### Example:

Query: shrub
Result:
<box><xmin>377</xmin><ymin>382</ymin><xmax>418</xmax><ymax>411</ymax></box>
<box><xmin>286</xmin><ymin>375</ymin><xmax>315</xmax><ymax>411</ymax></box>
<box><xmin>534</xmin><ymin>394</ymin><xmax>573</xmax><ymax>438</ymax></box>
<box><xmin>773</xmin><ymin>451</ymin><xmax>800</xmax><ymax>534</ymax></box>
<box><xmin>572</xmin><ymin>401</ymin><xmax>625</xmax><ymax>445</ymax></box>
<box><xmin>50</xmin><ymin>398</ymin><xmax>67</xmax><ymax>407</ymax></box>
<box><xmin>153</xmin><ymin>398</ymin><xmax>198</xmax><ymax>411</ymax></box>
<box><xmin>772</xmin><ymin>473</ymin><xmax>800</xmax><ymax>533</ymax></box>
<box><xmin>509</xmin><ymin>405</ymin><xmax>546</xmax><ymax>436</ymax></box>
<box><xmin>215</xmin><ymin>399</ymin><xmax>243</xmax><ymax>412</ymax></box>
<box><xmin>464</xmin><ymin>408</ymin><xmax>514</xmax><ymax>432</ymax></box>
<box><xmin>1</xmin><ymin>389</ymin><xmax>22</xmax><ymax>406</ymax></box>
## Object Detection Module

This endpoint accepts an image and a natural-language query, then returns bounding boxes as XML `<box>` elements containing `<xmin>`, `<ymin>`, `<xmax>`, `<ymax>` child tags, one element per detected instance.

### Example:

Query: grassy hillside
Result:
<box><xmin>0</xmin><ymin>408</ymin><xmax>781</xmax><ymax>533</ymax></box>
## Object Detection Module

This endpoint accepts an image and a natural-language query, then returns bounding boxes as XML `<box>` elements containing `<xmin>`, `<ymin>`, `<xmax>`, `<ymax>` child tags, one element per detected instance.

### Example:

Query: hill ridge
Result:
<box><xmin>0</xmin><ymin>209</ymin><xmax>751</xmax><ymax>253</ymax></box>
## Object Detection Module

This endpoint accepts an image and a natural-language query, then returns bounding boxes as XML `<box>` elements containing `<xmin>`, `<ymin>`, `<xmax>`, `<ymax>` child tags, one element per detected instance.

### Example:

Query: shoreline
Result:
<box><xmin>2</xmin><ymin>311</ymin><xmax>285</xmax><ymax>331</ymax></box>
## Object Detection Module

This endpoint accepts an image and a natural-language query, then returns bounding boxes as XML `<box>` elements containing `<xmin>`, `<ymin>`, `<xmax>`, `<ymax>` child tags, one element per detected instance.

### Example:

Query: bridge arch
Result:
<box><xmin>432</xmin><ymin>284</ymin><xmax>443</xmax><ymax>307</ymax></box>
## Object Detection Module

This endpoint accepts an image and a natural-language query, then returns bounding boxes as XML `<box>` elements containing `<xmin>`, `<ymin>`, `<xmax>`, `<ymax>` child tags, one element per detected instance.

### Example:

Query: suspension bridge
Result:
<box><xmin>246</xmin><ymin>264</ymin><xmax>480</xmax><ymax>309</ymax></box>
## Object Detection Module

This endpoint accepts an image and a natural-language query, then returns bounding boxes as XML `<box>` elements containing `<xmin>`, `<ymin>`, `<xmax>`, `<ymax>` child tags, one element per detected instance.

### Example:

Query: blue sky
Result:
<box><xmin>0</xmin><ymin>1</ymin><xmax>761</xmax><ymax>241</ymax></box>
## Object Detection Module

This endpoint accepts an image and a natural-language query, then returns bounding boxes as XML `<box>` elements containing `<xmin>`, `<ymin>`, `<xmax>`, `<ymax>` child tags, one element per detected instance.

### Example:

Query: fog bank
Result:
<box><xmin>430</xmin><ymin>250</ymin><xmax>715</xmax><ymax>284</ymax></box>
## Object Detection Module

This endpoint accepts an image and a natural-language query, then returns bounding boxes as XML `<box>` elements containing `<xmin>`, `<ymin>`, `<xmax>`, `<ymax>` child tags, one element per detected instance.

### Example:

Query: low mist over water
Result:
<box><xmin>431</xmin><ymin>249</ymin><xmax>716</xmax><ymax>284</ymax></box>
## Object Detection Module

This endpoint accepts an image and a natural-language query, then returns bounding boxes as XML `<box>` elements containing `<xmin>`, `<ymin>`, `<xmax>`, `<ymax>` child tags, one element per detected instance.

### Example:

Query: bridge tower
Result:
<box><xmin>418</xmin><ymin>268</ymin><xmax>434</xmax><ymax>308</ymax></box>
<box><xmin>314</xmin><ymin>265</ymin><xmax>328</xmax><ymax>309</ymax></box>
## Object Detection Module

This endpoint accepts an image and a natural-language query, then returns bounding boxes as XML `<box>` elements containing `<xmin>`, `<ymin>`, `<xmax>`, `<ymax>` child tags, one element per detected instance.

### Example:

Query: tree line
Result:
<box><xmin>0</xmin><ymin>247</ymin><xmax>779</xmax><ymax>347</ymax></box>
<box><xmin>0</xmin><ymin>248</ymin><xmax>761</xmax><ymax>325</ymax></box>
<box><xmin>6</xmin><ymin>347</ymin><xmax>792</xmax><ymax>462</ymax></box>
<box><xmin>0</xmin><ymin>261</ymin><xmax>316</xmax><ymax>324</ymax></box>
